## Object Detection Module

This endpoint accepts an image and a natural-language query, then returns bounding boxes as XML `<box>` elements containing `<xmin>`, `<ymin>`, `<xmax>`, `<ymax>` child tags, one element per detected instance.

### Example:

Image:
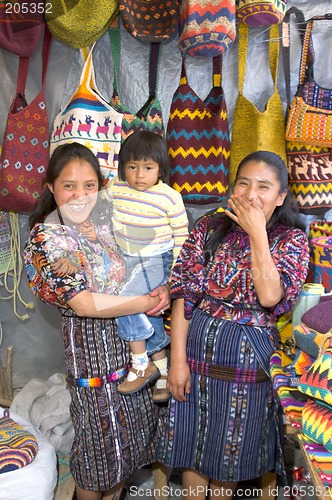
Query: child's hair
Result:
<box><xmin>118</xmin><ymin>131</ymin><xmax>169</xmax><ymax>182</ymax></box>
<box><xmin>29</xmin><ymin>142</ymin><xmax>102</xmax><ymax>230</ymax></box>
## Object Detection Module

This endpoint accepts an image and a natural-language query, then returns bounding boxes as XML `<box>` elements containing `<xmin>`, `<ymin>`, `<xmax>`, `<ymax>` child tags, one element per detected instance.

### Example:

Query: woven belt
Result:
<box><xmin>66</xmin><ymin>366</ymin><xmax>128</xmax><ymax>387</ymax></box>
<box><xmin>188</xmin><ymin>358</ymin><xmax>270</xmax><ymax>383</ymax></box>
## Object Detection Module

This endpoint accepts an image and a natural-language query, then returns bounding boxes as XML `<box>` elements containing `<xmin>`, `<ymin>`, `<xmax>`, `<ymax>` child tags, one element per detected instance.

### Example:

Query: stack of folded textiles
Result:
<box><xmin>271</xmin><ymin>296</ymin><xmax>332</xmax><ymax>493</ymax></box>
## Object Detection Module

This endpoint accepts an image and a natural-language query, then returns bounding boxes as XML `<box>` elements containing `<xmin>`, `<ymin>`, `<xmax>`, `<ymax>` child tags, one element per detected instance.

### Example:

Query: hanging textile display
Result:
<box><xmin>49</xmin><ymin>41</ymin><xmax>123</xmax><ymax>185</ymax></box>
<box><xmin>285</xmin><ymin>15</ymin><xmax>332</xmax><ymax>214</ymax></box>
<box><xmin>168</xmin><ymin>55</ymin><xmax>230</xmax><ymax>205</ymax></box>
<box><xmin>178</xmin><ymin>0</ymin><xmax>236</xmax><ymax>57</ymax></box>
<box><xmin>230</xmin><ymin>23</ymin><xmax>286</xmax><ymax>185</ymax></box>
<box><xmin>109</xmin><ymin>26</ymin><xmax>164</xmax><ymax>141</ymax></box>
<box><xmin>0</xmin><ymin>27</ymin><xmax>52</xmax><ymax>213</ymax></box>
<box><xmin>119</xmin><ymin>0</ymin><xmax>178</xmax><ymax>43</ymax></box>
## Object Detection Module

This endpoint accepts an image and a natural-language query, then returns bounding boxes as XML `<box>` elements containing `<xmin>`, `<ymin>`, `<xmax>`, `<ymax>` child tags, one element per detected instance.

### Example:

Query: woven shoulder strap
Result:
<box><xmin>109</xmin><ymin>26</ymin><xmax>161</xmax><ymax>99</ymax></box>
<box><xmin>148</xmin><ymin>42</ymin><xmax>161</xmax><ymax>99</ymax></box>
<box><xmin>299</xmin><ymin>14</ymin><xmax>332</xmax><ymax>87</ymax></box>
<box><xmin>237</xmin><ymin>23</ymin><xmax>280</xmax><ymax>93</ymax></box>
<box><xmin>179</xmin><ymin>54</ymin><xmax>222</xmax><ymax>90</ymax></box>
<box><xmin>16</xmin><ymin>26</ymin><xmax>52</xmax><ymax>95</ymax></box>
<box><xmin>212</xmin><ymin>55</ymin><xmax>222</xmax><ymax>88</ymax></box>
<box><xmin>79</xmin><ymin>41</ymin><xmax>98</xmax><ymax>90</ymax></box>
<box><xmin>108</xmin><ymin>24</ymin><xmax>121</xmax><ymax>93</ymax></box>
<box><xmin>281</xmin><ymin>6</ymin><xmax>306</xmax><ymax>109</ymax></box>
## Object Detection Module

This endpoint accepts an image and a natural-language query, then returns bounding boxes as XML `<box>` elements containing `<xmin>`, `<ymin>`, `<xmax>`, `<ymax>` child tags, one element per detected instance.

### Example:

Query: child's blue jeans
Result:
<box><xmin>116</xmin><ymin>250</ymin><xmax>172</xmax><ymax>356</ymax></box>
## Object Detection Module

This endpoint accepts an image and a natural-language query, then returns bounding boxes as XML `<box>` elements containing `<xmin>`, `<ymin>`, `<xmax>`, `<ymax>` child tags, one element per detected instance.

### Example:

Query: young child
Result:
<box><xmin>106</xmin><ymin>131</ymin><xmax>189</xmax><ymax>401</ymax></box>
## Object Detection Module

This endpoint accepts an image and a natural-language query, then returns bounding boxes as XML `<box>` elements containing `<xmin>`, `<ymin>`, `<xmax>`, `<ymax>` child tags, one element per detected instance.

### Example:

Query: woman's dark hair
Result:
<box><xmin>118</xmin><ymin>130</ymin><xmax>169</xmax><ymax>182</ymax></box>
<box><xmin>29</xmin><ymin>142</ymin><xmax>103</xmax><ymax>230</ymax></box>
<box><xmin>204</xmin><ymin>150</ymin><xmax>306</xmax><ymax>260</ymax></box>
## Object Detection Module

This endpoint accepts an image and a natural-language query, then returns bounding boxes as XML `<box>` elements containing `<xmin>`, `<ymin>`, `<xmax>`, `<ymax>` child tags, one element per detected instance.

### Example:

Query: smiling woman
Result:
<box><xmin>156</xmin><ymin>151</ymin><xmax>310</xmax><ymax>499</ymax></box>
<box><xmin>47</xmin><ymin>159</ymin><xmax>100</xmax><ymax>224</ymax></box>
<box><xmin>24</xmin><ymin>142</ymin><xmax>170</xmax><ymax>500</ymax></box>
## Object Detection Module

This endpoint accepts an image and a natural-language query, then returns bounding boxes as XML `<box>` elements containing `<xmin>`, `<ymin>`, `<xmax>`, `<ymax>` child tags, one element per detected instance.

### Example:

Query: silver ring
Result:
<box><xmin>160</xmin><ymin>310</ymin><xmax>165</xmax><ymax>315</ymax></box>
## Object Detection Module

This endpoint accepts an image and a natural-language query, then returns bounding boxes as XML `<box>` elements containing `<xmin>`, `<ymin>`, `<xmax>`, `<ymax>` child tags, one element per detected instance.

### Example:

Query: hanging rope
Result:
<box><xmin>0</xmin><ymin>212</ymin><xmax>34</xmax><ymax>321</ymax></box>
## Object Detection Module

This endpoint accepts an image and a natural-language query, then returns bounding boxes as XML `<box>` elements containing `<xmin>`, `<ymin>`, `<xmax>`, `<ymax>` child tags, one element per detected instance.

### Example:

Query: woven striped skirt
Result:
<box><xmin>156</xmin><ymin>308</ymin><xmax>284</xmax><ymax>482</ymax></box>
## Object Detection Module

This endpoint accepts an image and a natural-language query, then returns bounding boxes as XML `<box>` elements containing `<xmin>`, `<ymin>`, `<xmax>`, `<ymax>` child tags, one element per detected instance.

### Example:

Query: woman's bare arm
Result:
<box><xmin>67</xmin><ymin>290</ymin><xmax>160</xmax><ymax>318</ymax></box>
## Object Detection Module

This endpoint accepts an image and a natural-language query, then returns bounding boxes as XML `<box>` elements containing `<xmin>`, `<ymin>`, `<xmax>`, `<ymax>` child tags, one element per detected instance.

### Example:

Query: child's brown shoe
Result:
<box><xmin>118</xmin><ymin>361</ymin><xmax>160</xmax><ymax>395</ymax></box>
<box><xmin>152</xmin><ymin>375</ymin><xmax>170</xmax><ymax>403</ymax></box>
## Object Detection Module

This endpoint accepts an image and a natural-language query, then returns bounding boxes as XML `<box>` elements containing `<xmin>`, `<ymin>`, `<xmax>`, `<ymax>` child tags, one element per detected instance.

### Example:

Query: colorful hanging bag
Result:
<box><xmin>229</xmin><ymin>23</ymin><xmax>286</xmax><ymax>185</ymax></box>
<box><xmin>168</xmin><ymin>55</ymin><xmax>230</xmax><ymax>205</ymax></box>
<box><xmin>119</xmin><ymin>0</ymin><xmax>178</xmax><ymax>43</ymax></box>
<box><xmin>178</xmin><ymin>0</ymin><xmax>236</xmax><ymax>57</ymax></box>
<box><xmin>236</xmin><ymin>0</ymin><xmax>287</xmax><ymax>26</ymax></box>
<box><xmin>45</xmin><ymin>0</ymin><xmax>118</xmax><ymax>49</ymax></box>
<box><xmin>0</xmin><ymin>0</ymin><xmax>44</xmax><ymax>57</ymax></box>
<box><xmin>0</xmin><ymin>27</ymin><xmax>52</xmax><ymax>213</ymax></box>
<box><xmin>298</xmin><ymin>334</ymin><xmax>332</xmax><ymax>407</ymax></box>
<box><xmin>284</xmin><ymin>14</ymin><xmax>332</xmax><ymax>214</ymax></box>
<box><xmin>307</xmin><ymin>236</ymin><xmax>332</xmax><ymax>294</ymax></box>
<box><xmin>308</xmin><ymin>220</ymin><xmax>332</xmax><ymax>241</ymax></box>
<box><xmin>49</xmin><ymin>42</ymin><xmax>123</xmax><ymax>185</ymax></box>
<box><xmin>109</xmin><ymin>26</ymin><xmax>164</xmax><ymax>142</ymax></box>
<box><xmin>0</xmin><ymin>409</ymin><xmax>38</xmax><ymax>473</ymax></box>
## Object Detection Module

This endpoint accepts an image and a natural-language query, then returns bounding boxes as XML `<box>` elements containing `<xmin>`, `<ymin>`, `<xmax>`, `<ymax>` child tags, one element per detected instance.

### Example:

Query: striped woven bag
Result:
<box><xmin>178</xmin><ymin>0</ymin><xmax>236</xmax><ymax>57</ymax></box>
<box><xmin>49</xmin><ymin>42</ymin><xmax>123</xmax><ymax>185</ymax></box>
<box><xmin>236</xmin><ymin>0</ymin><xmax>287</xmax><ymax>26</ymax></box>
<box><xmin>0</xmin><ymin>409</ymin><xmax>38</xmax><ymax>473</ymax></box>
<box><xmin>168</xmin><ymin>56</ymin><xmax>230</xmax><ymax>205</ymax></box>
<box><xmin>109</xmin><ymin>26</ymin><xmax>164</xmax><ymax>142</ymax></box>
<box><xmin>284</xmin><ymin>14</ymin><xmax>332</xmax><ymax>214</ymax></box>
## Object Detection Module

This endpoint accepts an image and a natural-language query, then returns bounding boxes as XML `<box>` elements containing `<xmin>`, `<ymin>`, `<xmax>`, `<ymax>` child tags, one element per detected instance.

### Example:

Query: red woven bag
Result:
<box><xmin>0</xmin><ymin>0</ymin><xmax>44</xmax><ymax>57</ymax></box>
<box><xmin>0</xmin><ymin>27</ymin><xmax>52</xmax><ymax>213</ymax></box>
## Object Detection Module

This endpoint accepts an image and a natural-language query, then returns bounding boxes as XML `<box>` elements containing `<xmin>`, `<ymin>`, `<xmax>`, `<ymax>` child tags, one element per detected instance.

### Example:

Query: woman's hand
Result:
<box><xmin>167</xmin><ymin>361</ymin><xmax>191</xmax><ymax>402</ymax></box>
<box><xmin>225</xmin><ymin>194</ymin><xmax>266</xmax><ymax>237</ymax></box>
<box><xmin>146</xmin><ymin>283</ymin><xmax>171</xmax><ymax>316</ymax></box>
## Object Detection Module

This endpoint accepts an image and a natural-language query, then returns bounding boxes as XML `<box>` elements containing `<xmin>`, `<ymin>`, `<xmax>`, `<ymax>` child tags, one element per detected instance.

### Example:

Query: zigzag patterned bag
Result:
<box><xmin>178</xmin><ymin>0</ymin><xmax>236</xmax><ymax>57</ymax></box>
<box><xmin>302</xmin><ymin>399</ymin><xmax>332</xmax><ymax>453</ymax></box>
<box><xmin>284</xmin><ymin>14</ymin><xmax>332</xmax><ymax>214</ymax></box>
<box><xmin>308</xmin><ymin>220</ymin><xmax>332</xmax><ymax>241</ymax></box>
<box><xmin>109</xmin><ymin>26</ymin><xmax>164</xmax><ymax>142</ymax></box>
<box><xmin>298</xmin><ymin>335</ymin><xmax>332</xmax><ymax>406</ymax></box>
<box><xmin>168</xmin><ymin>55</ymin><xmax>230</xmax><ymax>205</ymax></box>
